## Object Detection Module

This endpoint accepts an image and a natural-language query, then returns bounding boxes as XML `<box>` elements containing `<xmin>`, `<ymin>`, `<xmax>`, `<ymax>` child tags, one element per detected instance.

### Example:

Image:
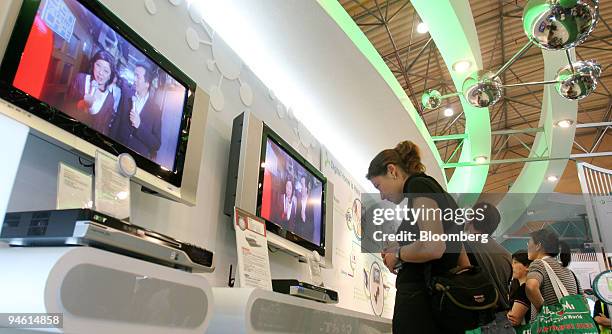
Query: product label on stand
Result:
<box><xmin>234</xmin><ymin>207</ymin><xmax>273</xmax><ymax>291</ymax></box>
<box><xmin>94</xmin><ymin>150</ymin><xmax>130</xmax><ymax>220</ymax></box>
<box><xmin>57</xmin><ymin>162</ymin><xmax>93</xmax><ymax>210</ymax></box>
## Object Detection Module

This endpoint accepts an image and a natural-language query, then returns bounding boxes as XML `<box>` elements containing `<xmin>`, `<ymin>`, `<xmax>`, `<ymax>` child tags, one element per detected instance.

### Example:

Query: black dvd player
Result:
<box><xmin>272</xmin><ymin>279</ymin><xmax>339</xmax><ymax>304</ymax></box>
<box><xmin>1</xmin><ymin>209</ymin><xmax>214</xmax><ymax>273</ymax></box>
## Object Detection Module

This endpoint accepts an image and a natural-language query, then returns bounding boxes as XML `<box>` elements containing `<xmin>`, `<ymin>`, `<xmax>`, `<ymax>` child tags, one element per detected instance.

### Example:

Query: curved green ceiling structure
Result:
<box><xmin>496</xmin><ymin>49</ymin><xmax>578</xmax><ymax>237</ymax></box>
<box><xmin>410</xmin><ymin>0</ymin><xmax>490</xmax><ymax>198</ymax></box>
<box><xmin>316</xmin><ymin>0</ymin><xmax>443</xmax><ymax>179</ymax></box>
<box><xmin>319</xmin><ymin>0</ymin><xmax>491</xmax><ymax>195</ymax></box>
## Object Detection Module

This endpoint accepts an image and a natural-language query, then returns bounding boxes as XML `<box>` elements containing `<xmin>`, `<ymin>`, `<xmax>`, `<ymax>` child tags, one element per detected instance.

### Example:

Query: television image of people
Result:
<box><xmin>11</xmin><ymin>0</ymin><xmax>188</xmax><ymax>171</ymax></box>
<box><xmin>259</xmin><ymin>138</ymin><xmax>324</xmax><ymax>246</ymax></box>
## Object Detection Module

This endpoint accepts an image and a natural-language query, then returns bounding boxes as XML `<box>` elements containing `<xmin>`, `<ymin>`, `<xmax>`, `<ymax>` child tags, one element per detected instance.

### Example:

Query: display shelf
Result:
<box><xmin>208</xmin><ymin>287</ymin><xmax>391</xmax><ymax>334</ymax></box>
<box><xmin>0</xmin><ymin>247</ymin><xmax>213</xmax><ymax>334</ymax></box>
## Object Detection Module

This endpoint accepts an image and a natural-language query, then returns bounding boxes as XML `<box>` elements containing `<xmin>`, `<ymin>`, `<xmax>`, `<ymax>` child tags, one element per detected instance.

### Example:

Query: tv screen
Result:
<box><xmin>0</xmin><ymin>0</ymin><xmax>195</xmax><ymax>187</ymax></box>
<box><xmin>257</xmin><ymin>130</ymin><xmax>326</xmax><ymax>253</ymax></box>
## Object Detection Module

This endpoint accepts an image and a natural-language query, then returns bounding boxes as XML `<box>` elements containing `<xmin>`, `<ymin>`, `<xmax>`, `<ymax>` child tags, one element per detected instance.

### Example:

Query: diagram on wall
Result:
<box><xmin>322</xmin><ymin>148</ymin><xmax>396</xmax><ymax>318</ymax></box>
<box><xmin>345</xmin><ymin>198</ymin><xmax>363</xmax><ymax>241</ymax></box>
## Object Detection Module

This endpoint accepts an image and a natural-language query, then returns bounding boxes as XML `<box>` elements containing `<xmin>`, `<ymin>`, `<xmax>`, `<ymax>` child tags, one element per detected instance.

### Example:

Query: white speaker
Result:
<box><xmin>207</xmin><ymin>287</ymin><xmax>391</xmax><ymax>334</ymax></box>
<box><xmin>0</xmin><ymin>247</ymin><xmax>213</xmax><ymax>333</ymax></box>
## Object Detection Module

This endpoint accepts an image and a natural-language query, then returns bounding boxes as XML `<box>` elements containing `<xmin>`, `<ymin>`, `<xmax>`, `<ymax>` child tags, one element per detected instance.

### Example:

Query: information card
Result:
<box><xmin>94</xmin><ymin>151</ymin><xmax>130</xmax><ymax>220</ymax></box>
<box><xmin>56</xmin><ymin>162</ymin><xmax>93</xmax><ymax>210</ymax></box>
<box><xmin>234</xmin><ymin>207</ymin><xmax>273</xmax><ymax>291</ymax></box>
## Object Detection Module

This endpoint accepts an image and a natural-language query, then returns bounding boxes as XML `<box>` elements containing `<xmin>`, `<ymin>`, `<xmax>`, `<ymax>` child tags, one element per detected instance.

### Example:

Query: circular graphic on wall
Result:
<box><xmin>369</xmin><ymin>262</ymin><xmax>384</xmax><ymax>316</ymax></box>
<box><xmin>144</xmin><ymin>0</ymin><xmax>157</xmax><ymax>15</ymax></box>
<box><xmin>593</xmin><ymin>270</ymin><xmax>612</xmax><ymax>305</ymax></box>
<box><xmin>352</xmin><ymin>198</ymin><xmax>362</xmax><ymax>240</ymax></box>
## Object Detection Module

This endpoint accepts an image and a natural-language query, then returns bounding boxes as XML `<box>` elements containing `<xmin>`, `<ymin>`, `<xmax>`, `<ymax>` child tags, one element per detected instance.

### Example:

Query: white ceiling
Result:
<box><xmin>193</xmin><ymin>0</ymin><xmax>444</xmax><ymax>190</ymax></box>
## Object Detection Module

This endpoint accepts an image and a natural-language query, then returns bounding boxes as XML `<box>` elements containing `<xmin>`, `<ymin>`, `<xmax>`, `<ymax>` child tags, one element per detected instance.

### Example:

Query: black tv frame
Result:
<box><xmin>0</xmin><ymin>0</ymin><xmax>196</xmax><ymax>188</ymax></box>
<box><xmin>256</xmin><ymin>124</ymin><xmax>327</xmax><ymax>256</ymax></box>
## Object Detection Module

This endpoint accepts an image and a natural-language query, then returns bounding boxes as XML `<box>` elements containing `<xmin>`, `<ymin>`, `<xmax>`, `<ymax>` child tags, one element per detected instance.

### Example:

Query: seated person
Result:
<box><xmin>65</xmin><ymin>50</ymin><xmax>116</xmax><ymax>136</ymax></box>
<box><xmin>110</xmin><ymin>63</ymin><xmax>162</xmax><ymax>160</ymax></box>
<box><xmin>296</xmin><ymin>176</ymin><xmax>314</xmax><ymax>240</ymax></box>
<box><xmin>279</xmin><ymin>179</ymin><xmax>297</xmax><ymax>232</ymax></box>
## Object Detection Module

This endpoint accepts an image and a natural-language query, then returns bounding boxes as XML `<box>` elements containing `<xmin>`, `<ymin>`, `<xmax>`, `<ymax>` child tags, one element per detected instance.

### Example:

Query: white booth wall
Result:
<box><xmin>5</xmin><ymin>0</ymin><xmax>395</xmax><ymax>318</ymax></box>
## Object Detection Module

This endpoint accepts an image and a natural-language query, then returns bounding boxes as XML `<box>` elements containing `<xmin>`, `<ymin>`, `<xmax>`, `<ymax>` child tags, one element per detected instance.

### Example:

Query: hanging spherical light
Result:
<box><xmin>522</xmin><ymin>0</ymin><xmax>599</xmax><ymax>50</ymax></box>
<box><xmin>555</xmin><ymin>60</ymin><xmax>601</xmax><ymax>100</ymax></box>
<box><xmin>421</xmin><ymin>89</ymin><xmax>442</xmax><ymax>110</ymax></box>
<box><xmin>462</xmin><ymin>71</ymin><xmax>504</xmax><ymax>108</ymax></box>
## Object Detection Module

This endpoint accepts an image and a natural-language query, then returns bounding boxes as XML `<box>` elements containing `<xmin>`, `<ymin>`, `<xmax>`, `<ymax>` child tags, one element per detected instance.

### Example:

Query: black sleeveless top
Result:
<box><xmin>395</xmin><ymin>173</ymin><xmax>462</xmax><ymax>284</ymax></box>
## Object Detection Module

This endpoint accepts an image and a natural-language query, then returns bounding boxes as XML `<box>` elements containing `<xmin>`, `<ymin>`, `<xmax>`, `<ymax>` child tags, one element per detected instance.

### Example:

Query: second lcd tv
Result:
<box><xmin>225</xmin><ymin>111</ymin><xmax>334</xmax><ymax>262</ymax></box>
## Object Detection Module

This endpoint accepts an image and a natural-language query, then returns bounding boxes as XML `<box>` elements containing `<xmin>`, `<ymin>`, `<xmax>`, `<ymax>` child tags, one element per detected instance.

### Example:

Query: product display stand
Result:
<box><xmin>207</xmin><ymin>287</ymin><xmax>392</xmax><ymax>334</ymax></box>
<box><xmin>0</xmin><ymin>247</ymin><xmax>213</xmax><ymax>334</ymax></box>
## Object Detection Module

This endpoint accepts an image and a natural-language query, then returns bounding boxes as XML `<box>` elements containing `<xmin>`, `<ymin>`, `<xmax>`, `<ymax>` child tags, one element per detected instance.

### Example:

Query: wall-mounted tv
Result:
<box><xmin>257</xmin><ymin>126</ymin><xmax>326</xmax><ymax>255</ymax></box>
<box><xmin>224</xmin><ymin>111</ymin><xmax>332</xmax><ymax>262</ymax></box>
<box><xmin>0</xmin><ymin>0</ymin><xmax>207</xmax><ymax>204</ymax></box>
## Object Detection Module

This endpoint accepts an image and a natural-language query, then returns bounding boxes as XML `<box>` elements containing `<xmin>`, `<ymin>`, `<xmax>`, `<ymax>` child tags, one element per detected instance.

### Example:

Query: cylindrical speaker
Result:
<box><xmin>0</xmin><ymin>247</ymin><xmax>213</xmax><ymax>333</ymax></box>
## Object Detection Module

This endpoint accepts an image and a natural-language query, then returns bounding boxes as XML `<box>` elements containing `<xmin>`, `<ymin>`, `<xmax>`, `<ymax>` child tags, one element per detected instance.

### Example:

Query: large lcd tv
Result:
<box><xmin>0</xmin><ymin>0</ymin><xmax>209</xmax><ymax>205</ymax></box>
<box><xmin>224</xmin><ymin>111</ymin><xmax>333</xmax><ymax>263</ymax></box>
<box><xmin>257</xmin><ymin>125</ymin><xmax>326</xmax><ymax>255</ymax></box>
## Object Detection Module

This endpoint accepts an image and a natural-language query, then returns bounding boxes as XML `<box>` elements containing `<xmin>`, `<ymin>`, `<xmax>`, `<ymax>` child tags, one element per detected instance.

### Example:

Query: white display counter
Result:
<box><xmin>208</xmin><ymin>287</ymin><xmax>392</xmax><ymax>334</ymax></box>
<box><xmin>0</xmin><ymin>247</ymin><xmax>213</xmax><ymax>334</ymax></box>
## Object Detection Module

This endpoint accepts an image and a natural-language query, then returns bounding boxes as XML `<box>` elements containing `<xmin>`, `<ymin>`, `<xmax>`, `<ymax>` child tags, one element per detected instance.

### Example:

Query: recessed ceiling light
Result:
<box><xmin>555</xmin><ymin>119</ymin><xmax>574</xmax><ymax>128</ymax></box>
<box><xmin>474</xmin><ymin>156</ymin><xmax>488</xmax><ymax>164</ymax></box>
<box><xmin>547</xmin><ymin>175</ymin><xmax>559</xmax><ymax>182</ymax></box>
<box><xmin>416</xmin><ymin>22</ymin><xmax>428</xmax><ymax>34</ymax></box>
<box><xmin>443</xmin><ymin>108</ymin><xmax>454</xmax><ymax>117</ymax></box>
<box><xmin>452</xmin><ymin>60</ymin><xmax>472</xmax><ymax>73</ymax></box>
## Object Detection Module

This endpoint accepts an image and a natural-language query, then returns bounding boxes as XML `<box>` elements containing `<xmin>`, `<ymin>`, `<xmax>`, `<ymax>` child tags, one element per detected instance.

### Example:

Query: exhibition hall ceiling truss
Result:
<box><xmin>340</xmin><ymin>0</ymin><xmax>612</xmax><ymax>193</ymax></box>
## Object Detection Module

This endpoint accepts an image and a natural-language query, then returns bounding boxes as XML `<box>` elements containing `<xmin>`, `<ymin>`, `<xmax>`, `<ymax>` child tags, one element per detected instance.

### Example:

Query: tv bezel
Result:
<box><xmin>0</xmin><ymin>0</ymin><xmax>196</xmax><ymax>188</ymax></box>
<box><xmin>256</xmin><ymin>124</ymin><xmax>327</xmax><ymax>256</ymax></box>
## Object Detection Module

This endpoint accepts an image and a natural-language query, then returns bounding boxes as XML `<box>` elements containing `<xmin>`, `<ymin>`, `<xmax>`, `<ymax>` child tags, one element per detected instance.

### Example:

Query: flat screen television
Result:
<box><xmin>256</xmin><ymin>125</ymin><xmax>327</xmax><ymax>255</ymax></box>
<box><xmin>0</xmin><ymin>0</ymin><xmax>204</xmax><ymax>203</ymax></box>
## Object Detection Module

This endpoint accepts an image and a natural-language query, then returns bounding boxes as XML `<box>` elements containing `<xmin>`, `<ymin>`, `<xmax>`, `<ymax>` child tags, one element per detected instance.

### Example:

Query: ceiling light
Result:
<box><xmin>474</xmin><ymin>156</ymin><xmax>488</xmax><ymax>164</ymax></box>
<box><xmin>452</xmin><ymin>60</ymin><xmax>472</xmax><ymax>73</ymax></box>
<box><xmin>547</xmin><ymin>175</ymin><xmax>559</xmax><ymax>182</ymax></box>
<box><xmin>443</xmin><ymin>108</ymin><xmax>454</xmax><ymax>117</ymax></box>
<box><xmin>555</xmin><ymin>119</ymin><xmax>574</xmax><ymax>128</ymax></box>
<box><xmin>416</xmin><ymin>22</ymin><xmax>428</xmax><ymax>34</ymax></box>
<box><xmin>526</xmin><ymin>210</ymin><xmax>535</xmax><ymax>216</ymax></box>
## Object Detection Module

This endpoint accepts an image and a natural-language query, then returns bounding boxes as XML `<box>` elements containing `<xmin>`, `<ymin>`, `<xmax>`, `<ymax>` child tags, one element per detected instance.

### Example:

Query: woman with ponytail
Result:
<box><xmin>368</xmin><ymin>140</ymin><xmax>466</xmax><ymax>333</ymax></box>
<box><xmin>525</xmin><ymin>228</ymin><xmax>581</xmax><ymax>321</ymax></box>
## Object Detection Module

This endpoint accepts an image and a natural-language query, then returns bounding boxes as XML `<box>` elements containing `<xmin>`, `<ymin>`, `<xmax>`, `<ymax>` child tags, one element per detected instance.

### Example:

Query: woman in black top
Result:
<box><xmin>507</xmin><ymin>249</ymin><xmax>532</xmax><ymax>327</ymax></box>
<box><xmin>367</xmin><ymin>140</ymin><xmax>466</xmax><ymax>334</ymax></box>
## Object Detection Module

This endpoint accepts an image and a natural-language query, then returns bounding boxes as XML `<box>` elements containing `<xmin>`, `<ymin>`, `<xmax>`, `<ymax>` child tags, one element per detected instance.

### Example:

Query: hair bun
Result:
<box><xmin>394</xmin><ymin>141</ymin><xmax>425</xmax><ymax>174</ymax></box>
<box><xmin>395</xmin><ymin>140</ymin><xmax>419</xmax><ymax>162</ymax></box>
<box><xmin>366</xmin><ymin>140</ymin><xmax>426</xmax><ymax>179</ymax></box>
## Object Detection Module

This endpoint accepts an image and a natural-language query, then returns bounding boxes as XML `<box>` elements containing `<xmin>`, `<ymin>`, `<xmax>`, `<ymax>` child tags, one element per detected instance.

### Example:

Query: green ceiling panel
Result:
<box><xmin>410</xmin><ymin>0</ymin><xmax>491</xmax><ymax>197</ymax></box>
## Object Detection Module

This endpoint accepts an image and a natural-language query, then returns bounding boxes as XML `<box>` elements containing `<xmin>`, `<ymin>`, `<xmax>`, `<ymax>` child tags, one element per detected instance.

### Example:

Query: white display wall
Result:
<box><xmin>4</xmin><ymin>0</ymin><xmax>395</xmax><ymax>318</ymax></box>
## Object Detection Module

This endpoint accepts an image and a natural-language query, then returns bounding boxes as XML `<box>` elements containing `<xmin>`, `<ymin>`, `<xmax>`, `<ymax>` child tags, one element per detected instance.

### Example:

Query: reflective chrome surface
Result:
<box><xmin>523</xmin><ymin>0</ymin><xmax>598</xmax><ymax>50</ymax></box>
<box><xmin>421</xmin><ymin>89</ymin><xmax>442</xmax><ymax>110</ymax></box>
<box><xmin>555</xmin><ymin>60</ymin><xmax>601</xmax><ymax>100</ymax></box>
<box><xmin>462</xmin><ymin>71</ymin><xmax>504</xmax><ymax>108</ymax></box>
